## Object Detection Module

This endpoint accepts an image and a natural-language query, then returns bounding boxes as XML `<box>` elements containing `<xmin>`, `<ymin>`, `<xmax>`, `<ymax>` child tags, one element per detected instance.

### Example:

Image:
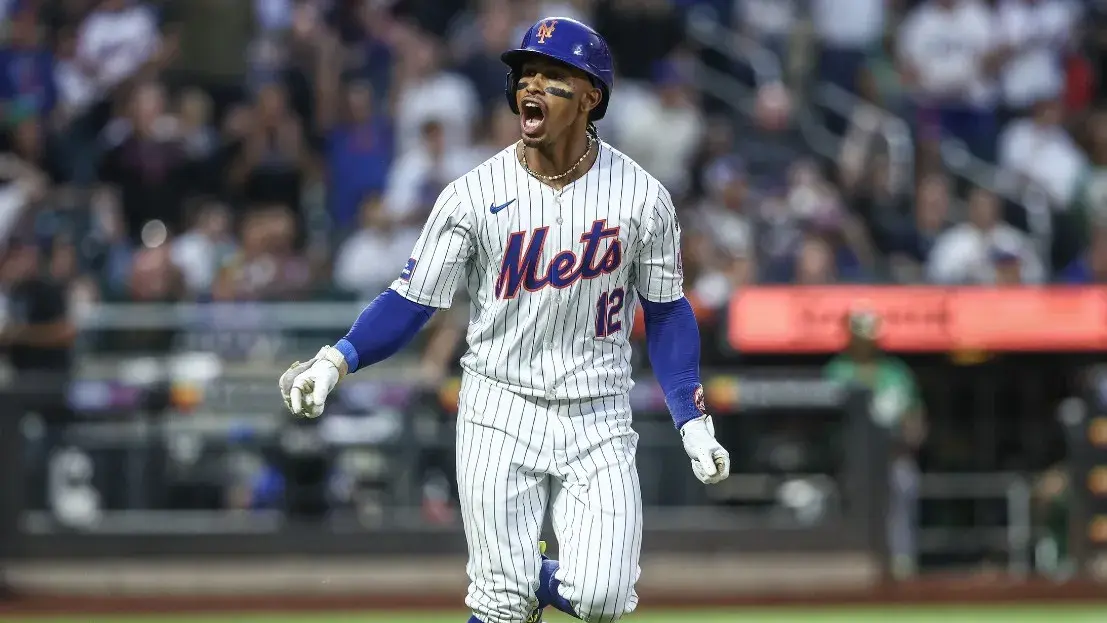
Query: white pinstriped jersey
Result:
<box><xmin>390</xmin><ymin>141</ymin><xmax>684</xmax><ymax>400</ymax></box>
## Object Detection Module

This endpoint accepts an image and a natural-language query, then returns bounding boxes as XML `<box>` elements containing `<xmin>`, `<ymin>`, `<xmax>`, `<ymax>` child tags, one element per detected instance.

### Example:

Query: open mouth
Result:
<box><xmin>520</xmin><ymin>97</ymin><xmax>547</xmax><ymax>136</ymax></box>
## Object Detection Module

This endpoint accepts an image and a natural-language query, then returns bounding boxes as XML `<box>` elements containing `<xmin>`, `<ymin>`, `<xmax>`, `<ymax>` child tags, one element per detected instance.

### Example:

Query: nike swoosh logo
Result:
<box><xmin>490</xmin><ymin>199</ymin><xmax>517</xmax><ymax>214</ymax></box>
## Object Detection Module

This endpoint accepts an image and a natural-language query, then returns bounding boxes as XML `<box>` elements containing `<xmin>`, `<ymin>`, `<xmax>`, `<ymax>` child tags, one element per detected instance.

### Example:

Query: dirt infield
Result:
<box><xmin>1</xmin><ymin>576</ymin><xmax>1104</xmax><ymax>616</ymax></box>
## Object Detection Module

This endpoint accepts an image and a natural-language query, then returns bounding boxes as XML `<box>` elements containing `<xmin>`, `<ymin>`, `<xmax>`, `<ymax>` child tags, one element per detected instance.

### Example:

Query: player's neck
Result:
<box><xmin>522</xmin><ymin>128</ymin><xmax>596</xmax><ymax>189</ymax></box>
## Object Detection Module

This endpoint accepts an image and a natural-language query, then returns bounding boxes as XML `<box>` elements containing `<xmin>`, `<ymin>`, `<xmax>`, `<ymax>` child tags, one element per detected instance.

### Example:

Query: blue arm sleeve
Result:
<box><xmin>333</xmin><ymin>289</ymin><xmax>437</xmax><ymax>373</ymax></box>
<box><xmin>639</xmin><ymin>294</ymin><xmax>704</xmax><ymax>429</ymax></box>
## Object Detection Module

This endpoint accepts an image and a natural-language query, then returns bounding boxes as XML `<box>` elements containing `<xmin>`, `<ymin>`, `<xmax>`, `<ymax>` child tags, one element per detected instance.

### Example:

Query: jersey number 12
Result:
<box><xmin>595</xmin><ymin>288</ymin><xmax>625</xmax><ymax>338</ymax></box>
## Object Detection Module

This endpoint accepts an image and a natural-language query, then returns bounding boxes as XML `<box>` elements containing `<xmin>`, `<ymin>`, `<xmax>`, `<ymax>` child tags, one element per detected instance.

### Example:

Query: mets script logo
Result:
<box><xmin>535</xmin><ymin>20</ymin><xmax>558</xmax><ymax>44</ymax></box>
<box><xmin>495</xmin><ymin>219</ymin><xmax>621</xmax><ymax>299</ymax></box>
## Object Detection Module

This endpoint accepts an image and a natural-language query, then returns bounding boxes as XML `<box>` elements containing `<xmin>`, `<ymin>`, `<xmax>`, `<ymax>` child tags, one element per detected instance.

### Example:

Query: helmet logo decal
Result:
<box><xmin>536</xmin><ymin>20</ymin><xmax>558</xmax><ymax>44</ymax></box>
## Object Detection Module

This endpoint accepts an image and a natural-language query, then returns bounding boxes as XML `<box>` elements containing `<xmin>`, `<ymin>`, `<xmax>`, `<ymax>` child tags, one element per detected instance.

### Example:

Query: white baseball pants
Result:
<box><xmin>455</xmin><ymin>372</ymin><xmax>643</xmax><ymax>623</ymax></box>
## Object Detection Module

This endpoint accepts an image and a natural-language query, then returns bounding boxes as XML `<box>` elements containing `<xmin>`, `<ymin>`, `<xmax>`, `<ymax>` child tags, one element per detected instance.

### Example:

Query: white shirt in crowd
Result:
<box><xmin>54</xmin><ymin>60</ymin><xmax>97</xmax><ymax>113</ymax></box>
<box><xmin>996</xmin><ymin>0</ymin><xmax>1081</xmax><ymax>108</ymax></box>
<box><xmin>998</xmin><ymin>118</ymin><xmax>1087</xmax><ymax>207</ymax></box>
<box><xmin>613</xmin><ymin>89</ymin><xmax>704</xmax><ymax>198</ymax></box>
<box><xmin>171</xmin><ymin>233</ymin><xmax>232</xmax><ymax>293</ymax></box>
<box><xmin>738</xmin><ymin>0</ymin><xmax>798</xmax><ymax>39</ymax></box>
<box><xmin>927</xmin><ymin>222</ymin><xmax>1044</xmax><ymax>284</ymax></box>
<box><xmin>810</xmin><ymin>0</ymin><xmax>885</xmax><ymax>48</ymax></box>
<box><xmin>394</xmin><ymin>72</ymin><xmax>479</xmax><ymax>157</ymax></box>
<box><xmin>77</xmin><ymin>4</ymin><xmax>161</xmax><ymax>96</ymax></box>
<box><xmin>333</xmin><ymin>228</ymin><xmax>420</xmax><ymax>301</ymax></box>
<box><xmin>898</xmin><ymin>0</ymin><xmax>997</xmax><ymax>107</ymax></box>
<box><xmin>384</xmin><ymin>146</ymin><xmax>477</xmax><ymax>223</ymax></box>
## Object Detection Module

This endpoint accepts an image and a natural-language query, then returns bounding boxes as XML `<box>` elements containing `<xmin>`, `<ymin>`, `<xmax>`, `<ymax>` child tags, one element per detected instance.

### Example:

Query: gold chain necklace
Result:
<box><xmin>518</xmin><ymin>136</ymin><xmax>595</xmax><ymax>183</ymax></box>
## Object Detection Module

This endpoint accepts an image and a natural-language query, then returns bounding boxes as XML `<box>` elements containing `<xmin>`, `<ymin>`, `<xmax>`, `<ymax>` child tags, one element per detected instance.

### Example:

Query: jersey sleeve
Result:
<box><xmin>634</xmin><ymin>186</ymin><xmax>685</xmax><ymax>304</ymax></box>
<box><xmin>389</xmin><ymin>184</ymin><xmax>475</xmax><ymax>309</ymax></box>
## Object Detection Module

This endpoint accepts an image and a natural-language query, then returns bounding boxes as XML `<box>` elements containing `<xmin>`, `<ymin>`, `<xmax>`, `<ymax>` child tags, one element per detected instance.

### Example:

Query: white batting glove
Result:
<box><xmin>680</xmin><ymin>415</ymin><xmax>731</xmax><ymax>485</ymax></box>
<box><xmin>279</xmin><ymin>345</ymin><xmax>346</xmax><ymax>419</ymax></box>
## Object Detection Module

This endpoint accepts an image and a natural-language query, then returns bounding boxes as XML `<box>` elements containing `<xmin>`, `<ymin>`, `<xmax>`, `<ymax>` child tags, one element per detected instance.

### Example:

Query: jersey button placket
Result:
<box><xmin>554</xmin><ymin>189</ymin><xmax>568</xmax><ymax>223</ymax></box>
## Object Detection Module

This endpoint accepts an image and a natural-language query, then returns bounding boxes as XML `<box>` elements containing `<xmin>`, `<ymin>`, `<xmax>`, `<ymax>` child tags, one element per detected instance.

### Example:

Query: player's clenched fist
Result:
<box><xmin>680</xmin><ymin>415</ymin><xmax>731</xmax><ymax>485</ymax></box>
<box><xmin>279</xmin><ymin>345</ymin><xmax>346</xmax><ymax>418</ymax></box>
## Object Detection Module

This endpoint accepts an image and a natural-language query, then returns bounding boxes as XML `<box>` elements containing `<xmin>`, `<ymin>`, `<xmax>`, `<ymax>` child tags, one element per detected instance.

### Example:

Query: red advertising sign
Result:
<box><xmin>728</xmin><ymin>287</ymin><xmax>1107</xmax><ymax>353</ymax></box>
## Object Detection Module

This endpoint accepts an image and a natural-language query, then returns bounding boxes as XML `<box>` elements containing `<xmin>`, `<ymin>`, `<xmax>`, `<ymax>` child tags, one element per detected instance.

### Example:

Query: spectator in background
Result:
<box><xmin>593</xmin><ymin>0</ymin><xmax>682</xmax><ymax>81</ymax></box>
<box><xmin>736</xmin><ymin>0</ymin><xmax>796</xmax><ymax>64</ymax></box>
<box><xmin>992</xmin><ymin>238</ymin><xmax>1030</xmax><ymax>285</ymax></box>
<box><xmin>99</xmin><ymin>80</ymin><xmax>188</xmax><ymax>242</ymax></box>
<box><xmin>52</xmin><ymin>24</ymin><xmax>96</xmax><ymax>123</ymax></box>
<box><xmin>927</xmin><ymin>185</ymin><xmax>1045</xmax><ymax>284</ymax></box>
<box><xmin>824</xmin><ymin>308</ymin><xmax>927</xmax><ymax>579</ymax></box>
<box><xmin>51</xmin><ymin>25</ymin><xmax>99</xmax><ymax>184</ymax></box>
<box><xmin>687</xmin><ymin>114</ymin><xmax>735</xmax><ymax>201</ymax></box>
<box><xmin>1057</xmin><ymin>225</ymin><xmax>1107</xmax><ymax>283</ymax></box>
<box><xmin>384</xmin><ymin>120</ymin><xmax>471</xmax><ymax>227</ymax></box>
<box><xmin>392</xmin><ymin>25</ymin><xmax>478</xmax><ymax>156</ymax></box>
<box><xmin>227</xmin><ymin>81</ymin><xmax>311</xmax><ymax>218</ymax></box>
<box><xmin>773</xmin><ymin>159</ymin><xmax>875</xmax><ymax>281</ymax></box>
<box><xmin>1032</xmin><ymin>462</ymin><xmax>1072</xmax><ymax>578</ymax></box>
<box><xmin>1071</xmin><ymin>110</ymin><xmax>1107</xmax><ymax>232</ymax></box>
<box><xmin>994</xmin><ymin>0</ymin><xmax>1080</xmax><ymax>124</ymax></box>
<box><xmin>333</xmin><ymin>195</ymin><xmax>416</xmax><ymax>301</ymax></box>
<box><xmin>454</xmin><ymin>0</ymin><xmax>517</xmax><ymax>110</ymax></box>
<box><xmin>174</xmin><ymin>87</ymin><xmax>219</xmax><ymax>194</ymax></box>
<box><xmin>8</xmin><ymin>112</ymin><xmax>64</xmax><ymax>184</ymax></box>
<box><xmin>838</xmin><ymin>104</ymin><xmax>910</xmax><ymax>237</ymax></box>
<box><xmin>85</xmin><ymin>186</ymin><xmax>132</xmax><ymax>296</ymax></box>
<box><xmin>0</xmin><ymin>235</ymin><xmax>77</xmax><ymax>516</ymax></box>
<box><xmin>469</xmin><ymin>107</ymin><xmax>520</xmax><ymax>163</ymax></box>
<box><xmin>791</xmin><ymin>233</ymin><xmax>839</xmax><ymax>283</ymax></box>
<box><xmin>998</xmin><ymin>95</ymin><xmax>1086</xmax><ymax>209</ymax></box>
<box><xmin>163</xmin><ymin>0</ymin><xmax>254</xmax><ymax>120</ymax></box>
<box><xmin>170</xmin><ymin>199</ymin><xmax>236</xmax><ymax>298</ymax></box>
<box><xmin>110</xmin><ymin>241</ymin><xmax>185</xmax><ymax>354</ymax></box>
<box><xmin>898</xmin><ymin>0</ymin><xmax>1000</xmax><ymax>161</ymax></box>
<box><xmin>857</xmin><ymin>29</ymin><xmax>911</xmax><ymax>120</ymax></box>
<box><xmin>318</xmin><ymin>75</ymin><xmax>394</xmax><ymax>231</ymax></box>
<box><xmin>684</xmin><ymin>225</ymin><xmax>742</xmax><ymax>312</ymax></box>
<box><xmin>614</xmin><ymin>58</ymin><xmax>704</xmax><ymax>198</ymax></box>
<box><xmin>48</xmin><ymin>233</ymin><xmax>97</xmax><ymax>319</ymax></box>
<box><xmin>0</xmin><ymin>235</ymin><xmax>76</xmax><ymax>400</ymax></box>
<box><xmin>884</xmin><ymin>172</ymin><xmax>953</xmax><ymax>282</ymax></box>
<box><xmin>0</xmin><ymin>6</ymin><xmax>57</xmax><ymax>120</ymax></box>
<box><xmin>212</xmin><ymin>205</ymin><xmax>311</xmax><ymax>302</ymax></box>
<box><xmin>323</xmin><ymin>0</ymin><xmax>394</xmax><ymax>100</ymax></box>
<box><xmin>810</xmin><ymin>0</ymin><xmax>885</xmax><ymax>96</ymax></box>
<box><xmin>695</xmin><ymin>155</ymin><xmax>754</xmax><ymax>266</ymax></box>
<box><xmin>76</xmin><ymin>0</ymin><xmax>163</xmax><ymax>115</ymax></box>
<box><xmin>254</xmin><ymin>0</ymin><xmax>292</xmax><ymax>35</ymax></box>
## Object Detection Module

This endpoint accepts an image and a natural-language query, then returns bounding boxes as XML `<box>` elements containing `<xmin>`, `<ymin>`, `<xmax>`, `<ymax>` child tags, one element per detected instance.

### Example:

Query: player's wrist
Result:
<box><xmin>332</xmin><ymin>340</ymin><xmax>357</xmax><ymax>376</ymax></box>
<box><xmin>666</xmin><ymin>383</ymin><xmax>706</xmax><ymax>429</ymax></box>
<box><xmin>318</xmin><ymin>344</ymin><xmax>350</xmax><ymax>379</ymax></box>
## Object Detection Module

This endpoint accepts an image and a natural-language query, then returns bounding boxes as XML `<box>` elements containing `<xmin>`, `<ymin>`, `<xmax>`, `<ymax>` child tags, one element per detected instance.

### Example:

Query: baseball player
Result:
<box><xmin>280</xmin><ymin>17</ymin><xmax>731</xmax><ymax>623</ymax></box>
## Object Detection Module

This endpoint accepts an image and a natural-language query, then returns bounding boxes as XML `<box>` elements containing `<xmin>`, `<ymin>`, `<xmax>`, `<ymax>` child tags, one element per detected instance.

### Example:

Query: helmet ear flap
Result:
<box><xmin>504</xmin><ymin>69</ymin><xmax>521</xmax><ymax>114</ymax></box>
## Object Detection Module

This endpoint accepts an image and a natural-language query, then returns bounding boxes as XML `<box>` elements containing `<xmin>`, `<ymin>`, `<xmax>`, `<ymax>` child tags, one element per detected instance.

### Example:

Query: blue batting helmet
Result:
<box><xmin>501</xmin><ymin>17</ymin><xmax>614</xmax><ymax>121</ymax></box>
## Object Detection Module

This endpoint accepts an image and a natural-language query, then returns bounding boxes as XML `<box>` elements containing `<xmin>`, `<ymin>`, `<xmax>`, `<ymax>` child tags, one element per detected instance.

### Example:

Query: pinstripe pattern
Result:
<box><xmin>457</xmin><ymin>373</ymin><xmax>642</xmax><ymax>623</ymax></box>
<box><xmin>390</xmin><ymin>141</ymin><xmax>684</xmax><ymax>401</ymax></box>
<box><xmin>392</xmin><ymin>141</ymin><xmax>679</xmax><ymax>622</ymax></box>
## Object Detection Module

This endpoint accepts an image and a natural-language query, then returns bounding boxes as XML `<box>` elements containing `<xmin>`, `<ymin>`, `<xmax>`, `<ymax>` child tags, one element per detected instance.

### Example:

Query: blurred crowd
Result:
<box><xmin>0</xmin><ymin>1</ymin><xmax>1096</xmax><ymax>567</ymax></box>
<box><xmin>0</xmin><ymin>0</ymin><xmax>1104</xmax><ymax>328</ymax></box>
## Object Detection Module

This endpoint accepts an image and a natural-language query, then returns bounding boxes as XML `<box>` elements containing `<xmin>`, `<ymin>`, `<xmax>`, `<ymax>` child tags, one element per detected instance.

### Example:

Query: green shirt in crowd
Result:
<box><xmin>823</xmin><ymin>355</ymin><xmax>921</xmax><ymax>429</ymax></box>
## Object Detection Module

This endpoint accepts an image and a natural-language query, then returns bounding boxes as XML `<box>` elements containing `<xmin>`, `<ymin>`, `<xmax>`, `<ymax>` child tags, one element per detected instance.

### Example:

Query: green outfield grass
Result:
<box><xmin>10</xmin><ymin>606</ymin><xmax>1107</xmax><ymax>623</ymax></box>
